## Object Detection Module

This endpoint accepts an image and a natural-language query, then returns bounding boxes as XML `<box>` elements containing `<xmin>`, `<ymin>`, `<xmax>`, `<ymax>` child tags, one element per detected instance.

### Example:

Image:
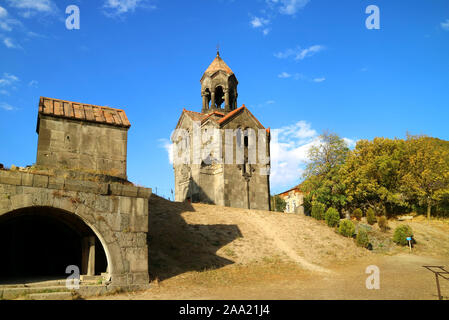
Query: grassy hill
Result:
<box><xmin>147</xmin><ymin>195</ymin><xmax>369</xmax><ymax>282</ymax></box>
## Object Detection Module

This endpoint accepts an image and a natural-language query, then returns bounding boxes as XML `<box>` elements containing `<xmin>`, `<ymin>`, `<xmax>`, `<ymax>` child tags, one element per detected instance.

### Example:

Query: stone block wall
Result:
<box><xmin>0</xmin><ymin>169</ymin><xmax>151</xmax><ymax>289</ymax></box>
<box><xmin>36</xmin><ymin>116</ymin><xmax>128</xmax><ymax>179</ymax></box>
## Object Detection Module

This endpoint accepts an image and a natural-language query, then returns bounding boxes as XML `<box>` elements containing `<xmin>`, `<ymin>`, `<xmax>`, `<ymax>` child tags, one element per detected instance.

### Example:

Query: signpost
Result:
<box><xmin>406</xmin><ymin>236</ymin><xmax>412</xmax><ymax>253</ymax></box>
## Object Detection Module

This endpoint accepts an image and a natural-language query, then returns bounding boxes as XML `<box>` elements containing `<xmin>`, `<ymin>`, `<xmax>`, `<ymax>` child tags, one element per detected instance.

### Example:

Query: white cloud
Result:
<box><xmin>28</xmin><ymin>80</ymin><xmax>38</xmax><ymax>87</ymax></box>
<box><xmin>278</xmin><ymin>72</ymin><xmax>292</xmax><ymax>78</ymax></box>
<box><xmin>274</xmin><ymin>45</ymin><xmax>325</xmax><ymax>61</ymax></box>
<box><xmin>270</xmin><ymin>121</ymin><xmax>319</xmax><ymax>190</ymax></box>
<box><xmin>0</xmin><ymin>90</ymin><xmax>9</xmax><ymax>95</ymax></box>
<box><xmin>266</xmin><ymin>0</ymin><xmax>310</xmax><ymax>15</ymax></box>
<box><xmin>313</xmin><ymin>77</ymin><xmax>325</xmax><ymax>83</ymax></box>
<box><xmin>0</xmin><ymin>6</ymin><xmax>22</xmax><ymax>31</ymax></box>
<box><xmin>278</xmin><ymin>0</ymin><xmax>310</xmax><ymax>15</ymax></box>
<box><xmin>6</xmin><ymin>0</ymin><xmax>58</xmax><ymax>17</ymax></box>
<box><xmin>0</xmin><ymin>102</ymin><xmax>16</xmax><ymax>111</ymax></box>
<box><xmin>103</xmin><ymin>0</ymin><xmax>155</xmax><ymax>17</ymax></box>
<box><xmin>3</xmin><ymin>37</ymin><xmax>21</xmax><ymax>49</ymax></box>
<box><xmin>251</xmin><ymin>16</ymin><xmax>270</xmax><ymax>28</ymax></box>
<box><xmin>441</xmin><ymin>19</ymin><xmax>449</xmax><ymax>31</ymax></box>
<box><xmin>0</xmin><ymin>6</ymin><xmax>7</xmax><ymax>19</ymax></box>
<box><xmin>160</xmin><ymin>138</ymin><xmax>174</xmax><ymax>165</ymax></box>
<box><xmin>0</xmin><ymin>73</ymin><xmax>19</xmax><ymax>86</ymax></box>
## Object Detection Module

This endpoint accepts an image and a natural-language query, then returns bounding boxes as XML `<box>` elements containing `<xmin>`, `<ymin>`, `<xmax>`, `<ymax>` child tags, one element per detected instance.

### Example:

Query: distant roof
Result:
<box><xmin>204</xmin><ymin>53</ymin><xmax>234</xmax><ymax>76</ymax></box>
<box><xmin>278</xmin><ymin>186</ymin><xmax>303</xmax><ymax>196</ymax></box>
<box><xmin>38</xmin><ymin>97</ymin><xmax>131</xmax><ymax>128</ymax></box>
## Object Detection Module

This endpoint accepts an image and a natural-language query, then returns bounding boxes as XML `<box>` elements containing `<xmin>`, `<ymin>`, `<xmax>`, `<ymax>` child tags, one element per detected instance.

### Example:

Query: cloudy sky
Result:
<box><xmin>1</xmin><ymin>0</ymin><xmax>448</xmax><ymax>196</ymax></box>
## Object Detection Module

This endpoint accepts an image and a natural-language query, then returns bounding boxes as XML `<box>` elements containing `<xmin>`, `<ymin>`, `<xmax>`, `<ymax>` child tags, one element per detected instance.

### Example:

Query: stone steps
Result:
<box><xmin>28</xmin><ymin>291</ymin><xmax>74</xmax><ymax>300</ymax></box>
<box><xmin>0</xmin><ymin>284</ymin><xmax>108</xmax><ymax>300</ymax></box>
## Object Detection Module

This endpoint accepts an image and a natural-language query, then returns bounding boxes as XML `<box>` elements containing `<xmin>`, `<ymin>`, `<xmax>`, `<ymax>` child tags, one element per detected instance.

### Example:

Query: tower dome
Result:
<box><xmin>200</xmin><ymin>51</ymin><xmax>238</xmax><ymax>114</ymax></box>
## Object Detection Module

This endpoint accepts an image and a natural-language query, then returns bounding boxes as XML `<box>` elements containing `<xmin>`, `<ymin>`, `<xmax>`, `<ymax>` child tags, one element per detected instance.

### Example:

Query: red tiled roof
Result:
<box><xmin>218</xmin><ymin>105</ymin><xmax>265</xmax><ymax>129</ymax></box>
<box><xmin>38</xmin><ymin>97</ymin><xmax>131</xmax><ymax>128</ymax></box>
<box><xmin>204</xmin><ymin>54</ymin><xmax>234</xmax><ymax>75</ymax></box>
<box><xmin>279</xmin><ymin>186</ymin><xmax>303</xmax><ymax>197</ymax></box>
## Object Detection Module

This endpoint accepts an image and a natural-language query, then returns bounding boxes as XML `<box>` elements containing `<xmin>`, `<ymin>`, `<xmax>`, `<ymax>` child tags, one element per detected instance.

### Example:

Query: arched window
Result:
<box><xmin>214</xmin><ymin>86</ymin><xmax>224</xmax><ymax>108</ymax></box>
<box><xmin>204</xmin><ymin>89</ymin><xmax>211</xmax><ymax>109</ymax></box>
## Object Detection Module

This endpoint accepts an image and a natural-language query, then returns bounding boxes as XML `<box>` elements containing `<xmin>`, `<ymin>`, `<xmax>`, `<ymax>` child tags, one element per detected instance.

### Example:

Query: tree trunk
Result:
<box><xmin>427</xmin><ymin>202</ymin><xmax>432</xmax><ymax>220</ymax></box>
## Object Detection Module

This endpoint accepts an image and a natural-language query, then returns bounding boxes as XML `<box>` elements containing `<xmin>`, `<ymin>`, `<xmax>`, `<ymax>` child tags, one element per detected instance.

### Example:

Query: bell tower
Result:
<box><xmin>200</xmin><ymin>50</ymin><xmax>238</xmax><ymax>114</ymax></box>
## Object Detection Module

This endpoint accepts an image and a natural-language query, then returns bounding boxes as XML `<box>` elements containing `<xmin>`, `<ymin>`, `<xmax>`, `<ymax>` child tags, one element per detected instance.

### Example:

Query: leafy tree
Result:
<box><xmin>311</xmin><ymin>201</ymin><xmax>326</xmax><ymax>220</ymax></box>
<box><xmin>400</xmin><ymin>136</ymin><xmax>449</xmax><ymax>219</ymax></box>
<box><xmin>302</xmin><ymin>132</ymin><xmax>350</xmax><ymax>210</ymax></box>
<box><xmin>378</xmin><ymin>216</ymin><xmax>388</xmax><ymax>232</ymax></box>
<box><xmin>271</xmin><ymin>195</ymin><xmax>286</xmax><ymax>212</ymax></box>
<box><xmin>356</xmin><ymin>229</ymin><xmax>371</xmax><ymax>249</ymax></box>
<box><xmin>366</xmin><ymin>208</ymin><xmax>376</xmax><ymax>225</ymax></box>
<box><xmin>352</xmin><ymin>208</ymin><xmax>362</xmax><ymax>221</ymax></box>
<box><xmin>393</xmin><ymin>225</ymin><xmax>414</xmax><ymax>246</ymax></box>
<box><xmin>325</xmin><ymin>207</ymin><xmax>340</xmax><ymax>227</ymax></box>
<box><xmin>338</xmin><ymin>220</ymin><xmax>355</xmax><ymax>238</ymax></box>
<box><xmin>341</xmin><ymin>138</ymin><xmax>407</xmax><ymax>215</ymax></box>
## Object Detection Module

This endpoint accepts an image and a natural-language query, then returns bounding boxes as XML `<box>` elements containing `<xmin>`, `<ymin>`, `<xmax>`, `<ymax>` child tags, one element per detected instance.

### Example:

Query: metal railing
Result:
<box><xmin>423</xmin><ymin>265</ymin><xmax>449</xmax><ymax>300</ymax></box>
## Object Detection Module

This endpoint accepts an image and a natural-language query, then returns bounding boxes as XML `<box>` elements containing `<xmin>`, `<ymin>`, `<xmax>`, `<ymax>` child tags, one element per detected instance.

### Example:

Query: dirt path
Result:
<box><xmin>91</xmin><ymin>253</ymin><xmax>449</xmax><ymax>300</ymax></box>
<box><xmin>245</xmin><ymin>213</ymin><xmax>332</xmax><ymax>274</ymax></box>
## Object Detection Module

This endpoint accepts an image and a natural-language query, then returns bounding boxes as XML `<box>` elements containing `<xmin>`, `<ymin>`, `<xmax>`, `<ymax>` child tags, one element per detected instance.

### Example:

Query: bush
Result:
<box><xmin>352</xmin><ymin>208</ymin><xmax>362</xmax><ymax>221</ymax></box>
<box><xmin>339</xmin><ymin>220</ymin><xmax>355</xmax><ymax>238</ymax></box>
<box><xmin>356</xmin><ymin>229</ymin><xmax>371</xmax><ymax>249</ymax></box>
<box><xmin>366</xmin><ymin>208</ymin><xmax>376</xmax><ymax>225</ymax></box>
<box><xmin>378</xmin><ymin>216</ymin><xmax>388</xmax><ymax>232</ymax></box>
<box><xmin>325</xmin><ymin>208</ymin><xmax>340</xmax><ymax>227</ymax></box>
<box><xmin>393</xmin><ymin>225</ymin><xmax>414</xmax><ymax>246</ymax></box>
<box><xmin>311</xmin><ymin>202</ymin><xmax>326</xmax><ymax>220</ymax></box>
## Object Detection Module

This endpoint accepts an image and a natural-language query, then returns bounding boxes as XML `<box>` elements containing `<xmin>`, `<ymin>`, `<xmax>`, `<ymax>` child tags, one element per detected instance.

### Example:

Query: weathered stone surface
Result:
<box><xmin>0</xmin><ymin>171</ymin><xmax>151</xmax><ymax>288</ymax></box>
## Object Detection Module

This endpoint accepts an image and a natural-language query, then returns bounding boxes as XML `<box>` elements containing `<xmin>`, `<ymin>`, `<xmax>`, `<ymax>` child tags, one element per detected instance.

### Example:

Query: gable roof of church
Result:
<box><xmin>180</xmin><ymin>105</ymin><xmax>268</xmax><ymax>132</ymax></box>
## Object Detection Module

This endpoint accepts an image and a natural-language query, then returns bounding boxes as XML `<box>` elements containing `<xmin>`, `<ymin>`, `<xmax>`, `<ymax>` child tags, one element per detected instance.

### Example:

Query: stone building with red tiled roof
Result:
<box><xmin>278</xmin><ymin>186</ymin><xmax>304</xmax><ymax>214</ymax></box>
<box><xmin>172</xmin><ymin>52</ymin><xmax>271</xmax><ymax>210</ymax></box>
<box><xmin>36</xmin><ymin>97</ymin><xmax>131</xmax><ymax>179</ymax></box>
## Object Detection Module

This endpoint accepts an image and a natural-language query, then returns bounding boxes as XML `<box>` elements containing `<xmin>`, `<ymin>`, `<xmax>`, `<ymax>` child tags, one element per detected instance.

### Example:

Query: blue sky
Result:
<box><xmin>0</xmin><ymin>0</ymin><xmax>448</xmax><ymax>196</ymax></box>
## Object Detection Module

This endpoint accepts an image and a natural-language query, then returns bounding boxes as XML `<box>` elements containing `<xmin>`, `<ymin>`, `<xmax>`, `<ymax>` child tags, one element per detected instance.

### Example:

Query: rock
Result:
<box><xmin>398</xmin><ymin>216</ymin><xmax>413</xmax><ymax>221</ymax></box>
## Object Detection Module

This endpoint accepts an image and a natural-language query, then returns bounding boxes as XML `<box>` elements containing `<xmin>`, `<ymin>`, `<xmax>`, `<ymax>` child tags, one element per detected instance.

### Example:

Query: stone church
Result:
<box><xmin>172</xmin><ymin>52</ymin><xmax>271</xmax><ymax>211</ymax></box>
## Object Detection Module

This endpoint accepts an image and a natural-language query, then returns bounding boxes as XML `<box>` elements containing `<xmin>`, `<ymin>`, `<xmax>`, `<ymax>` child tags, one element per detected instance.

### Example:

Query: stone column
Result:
<box><xmin>87</xmin><ymin>236</ymin><xmax>95</xmax><ymax>276</ymax></box>
<box><xmin>210</xmin><ymin>91</ymin><xmax>216</xmax><ymax>110</ymax></box>
<box><xmin>224</xmin><ymin>89</ymin><xmax>230</xmax><ymax>112</ymax></box>
<box><xmin>81</xmin><ymin>237</ymin><xmax>89</xmax><ymax>275</ymax></box>
<box><xmin>202</xmin><ymin>93</ymin><xmax>207</xmax><ymax>112</ymax></box>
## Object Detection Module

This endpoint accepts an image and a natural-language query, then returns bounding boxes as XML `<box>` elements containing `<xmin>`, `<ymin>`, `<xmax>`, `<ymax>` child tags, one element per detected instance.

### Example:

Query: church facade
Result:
<box><xmin>172</xmin><ymin>52</ymin><xmax>271</xmax><ymax>211</ymax></box>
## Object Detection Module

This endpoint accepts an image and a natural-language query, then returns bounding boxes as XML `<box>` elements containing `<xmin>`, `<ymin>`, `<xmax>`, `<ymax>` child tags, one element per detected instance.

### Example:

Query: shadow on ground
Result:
<box><xmin>147</xmin><ymin>194</ymin><xmax>242</xmax><ymax>281</ymax></box>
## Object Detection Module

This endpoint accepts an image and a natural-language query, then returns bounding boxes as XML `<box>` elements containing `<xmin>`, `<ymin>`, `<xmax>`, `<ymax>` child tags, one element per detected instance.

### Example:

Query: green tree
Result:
<box><xmin>400</xmin><ymin>136</ymin><xmax>449</xmax><ymax>219</ymax></box>
<box><xmin>271</xmin><ymin>195</ymin><xmax>286</xmax><ymax>212</ymax></box>
<box><xmin>311</xmin><ymin>201</ymin><xmax>326</xmax><ymax>220</ymax></box>
<box><xmin>302</xmin><ymin>132</ymin><xmax>350</xmax><ymax>210</ymax></box>
<box><xmin>325</xmin><ymin>207</ymin><xmax>340</xmax><ymax>227</ymax></box>
<box><xmin>341</xmin><ymin>138</ymin><xmax>407</xmax><ymax>215</ymax></box>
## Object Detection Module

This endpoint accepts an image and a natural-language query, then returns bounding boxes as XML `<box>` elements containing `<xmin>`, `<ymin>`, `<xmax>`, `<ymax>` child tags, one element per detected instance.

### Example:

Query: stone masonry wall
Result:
<box><xmin>36</xmin><ymin>116</ymin><xmax>128</xmax><ymax>179</ymax></box>
<box><xmin>0</xmin><ymin>169</ymin><xmax>151</xmax><ymax>289</ymax></box>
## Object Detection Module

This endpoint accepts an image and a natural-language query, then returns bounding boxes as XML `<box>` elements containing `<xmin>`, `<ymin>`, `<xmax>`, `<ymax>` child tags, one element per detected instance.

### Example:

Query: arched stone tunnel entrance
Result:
<box><xmin>0</xmin><ymin>170</ymin><xmax>152</xmax><ymax>289</ymax></box>
<box><xmin>0</xmin><ymin>206</ymin><xmax>108</xmax><ymax>283</ymax></box>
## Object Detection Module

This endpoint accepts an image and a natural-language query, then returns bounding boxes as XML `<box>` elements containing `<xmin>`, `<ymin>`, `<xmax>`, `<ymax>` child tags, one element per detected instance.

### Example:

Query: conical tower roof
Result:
<box><xmin>204</xmin><ymin>51</ymin><xmax>234</xmax><ymax>75</ymax></box>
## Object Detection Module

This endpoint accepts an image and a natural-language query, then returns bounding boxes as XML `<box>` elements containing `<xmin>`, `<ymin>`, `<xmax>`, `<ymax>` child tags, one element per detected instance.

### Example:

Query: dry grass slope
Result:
<box><xmin>148</xmin><ymin>195</ymin><xmax>369</xmax><ymax>281</ymax></box>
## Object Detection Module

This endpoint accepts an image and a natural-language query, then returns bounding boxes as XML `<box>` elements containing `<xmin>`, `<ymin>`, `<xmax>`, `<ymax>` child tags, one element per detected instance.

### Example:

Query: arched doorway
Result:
<box><xmin>0</xmin><ymin>206</ymin><xmax>108</xmax><ymax>284</ymax></box>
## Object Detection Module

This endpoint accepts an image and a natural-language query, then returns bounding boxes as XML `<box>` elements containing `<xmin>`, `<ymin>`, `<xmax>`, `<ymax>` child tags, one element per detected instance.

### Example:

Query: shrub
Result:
<box><xmin>378</xmin><ymin>216</ymin><xmax>388</xmax><ymax>232</ymax></box>
<box><xmin>356</xmin><ymin>229</ymin><xmax>370</xmax><ymax>249</ymax></box>
<box><xmin>352</xmin><ymin>208</ymin><xmax>362</xmax><ymax>221</ymax></box>
<box><xmin>325</xmin><ymin>207</ymin><xmax>340</xmax><ymax>227</ymax></box>
<box><xmin>311</xmin><ymin>202</ymin><xmax>326</xmax><ymax>220</ymax></box>
<box><xmin>393</xmin><ymin>225</ymin><xmax>414</xmax><ymax>246</ymax></box>
<box><xmin>339</xmin><ymin>220</ymin><xmax>355</xmax><ymax>238</ymax></box>
<box><xmin>366</xmin><ymin>208</ymin><xmax>376</xmax><ymax>225</ymax></box>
